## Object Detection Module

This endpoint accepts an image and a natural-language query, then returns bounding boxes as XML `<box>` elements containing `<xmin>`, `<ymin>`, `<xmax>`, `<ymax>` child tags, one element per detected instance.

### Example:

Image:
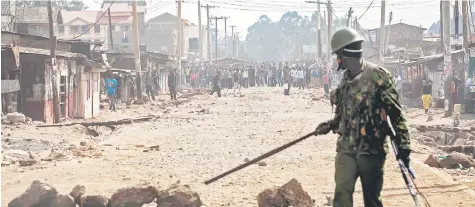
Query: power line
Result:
<box><xmin>356</xmin><ymin>0</ymin><xmax>374</xmax><ymax>21</ymax></box>
<box><xmin>72</xmin><ymin>1</ymin><xmax>115</xmax><ymax>39</ymax></box>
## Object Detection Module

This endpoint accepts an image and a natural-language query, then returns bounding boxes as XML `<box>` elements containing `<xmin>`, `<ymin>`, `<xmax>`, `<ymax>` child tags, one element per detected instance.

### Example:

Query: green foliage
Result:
<box><xmin>15</xmin><ymin>0</ymin><xmax>88</xmax><ymax>11</ymax></box>
<box><xmin>245</xmin><ymin>11</ymin><xmax>347</xmax><ymax>61</ymax></box>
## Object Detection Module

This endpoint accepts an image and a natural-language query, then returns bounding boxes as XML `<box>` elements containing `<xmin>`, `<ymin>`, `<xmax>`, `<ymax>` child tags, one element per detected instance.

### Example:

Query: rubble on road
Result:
<box><xmin>156</xmin><ymin>184</ymin><xmax>202</xmax><ymax>207</ymax></box>
<box><xmin>1</xmin><ymin>112</ymin><xmax>32</xmax><ymax>124</ymax></box>
<box><xmin>9</xmin><ymin>180</ymin><xmax>203</xmax><ymax>207</ymax></box>
<box><xmin>424</xmin><ymin>152</ymin><xmax>475</xmax><ymax>169</ymax></box>
<box><xmin>257</xmin><ymin>179</ymin><xmax>313</xmax><ymax>207</ymax></box>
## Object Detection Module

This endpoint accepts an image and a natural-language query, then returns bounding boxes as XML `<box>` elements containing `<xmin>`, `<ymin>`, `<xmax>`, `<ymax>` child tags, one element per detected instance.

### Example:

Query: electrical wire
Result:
<box><xmin>71</xmin><ymin>1</ymin><xmax>115</xmax><ymax>39</ymax></box>
<box><xmin>356</xmin><ymin>0</ymin><xmax>374</xmax><ymax>21</ymax></box>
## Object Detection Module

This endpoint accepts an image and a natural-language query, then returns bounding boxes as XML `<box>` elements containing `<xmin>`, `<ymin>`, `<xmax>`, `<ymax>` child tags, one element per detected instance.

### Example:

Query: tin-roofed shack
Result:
<box><xmin>1</xmin><ymin>32</ymin><xmax>106</xmax><ymax>122</ymax></box>
<box><xmin>102</xmin><ymin>51</ymin><xmax>174</xmax><ymax>103</ymax></box>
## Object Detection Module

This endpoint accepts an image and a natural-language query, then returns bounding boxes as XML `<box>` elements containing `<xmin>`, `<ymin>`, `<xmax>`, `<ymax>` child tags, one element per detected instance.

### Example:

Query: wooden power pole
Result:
<box><xmin>211</xmin><ymin>16</ymin><xmax>223</xmax><ymax>61</ymax></box>
<box><xmin>385</xmin><ymin>11</ymin><xmax>393</xmax><ymax>55</ymax></box>
<box><xmin>440</xmin><ymin>0</ymin><xmax>444</xmax><ymax>52</ymax></box>
<box><xmin>47</xmin><ymin>0</ymin><xmax>60</xmax><ymax>123</ymax></box>
<box><xmin>229</xmin><ymin>25</ymin><xmax>236</xmax><ymax>57</ymax></box>
<box><xmin>202</xmin><ymin>4</ymin><xmax>215</xmax><ymax>62</ymax></box>
<box><xmin>108</xmin><ymin>8</ymin><xmax>113</xmax><ymax>50</ymax></box>
<box><xmin>442</xmin><ymin>0</ymin><xmax>452</xmax><ymax>117</ymax></box>
<box><xmin>462</xmin><ymin>0</ymin><xmax>469</xmax><ymax>53</ymax></box>
<box><xmin>379</xmin><ymin>0</ymin><xmax>386</xmax><ymax>63</ymax></box>
<box><xmin>327</xmin><ymin>0</ymin><xmax>332</xmax><ymax>71</ymax></box>
<box><xmin>223</xmin><ymin>16</ymin><xmax>230</xmax><ymax>58</ymax></box>
<box><xmin>132</xmin><ymin>0</ymin><xmax>143</xmax><ymax>102</ymax></box>
<box><xmin>198</xmin><ymin>0</ymin><xmax>203</xmax><ymax>64</ymax></box>
<box><xmin>346</xmin><ymin>7</ymin><xmax>353</xmax><ymax>27</ymax></box>
<box><xmin>455</xmin><ymin>0</ymin><xmax>460</xmax><ymax>39</ymax></box>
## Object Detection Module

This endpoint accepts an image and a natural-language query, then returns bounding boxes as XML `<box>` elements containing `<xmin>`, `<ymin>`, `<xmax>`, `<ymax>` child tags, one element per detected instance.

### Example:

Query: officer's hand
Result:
<box><xmin>397</xmin><ymin>148</ymin><xmax>411</xmax><ymax>168</ymax></box>
<box><xmin>315</xmin><ymin>121</ymin><xmax>331</xmax><ymax>135</ymax></box>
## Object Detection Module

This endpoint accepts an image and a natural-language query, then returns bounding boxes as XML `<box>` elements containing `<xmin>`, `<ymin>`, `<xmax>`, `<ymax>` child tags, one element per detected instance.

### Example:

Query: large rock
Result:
<box><xmin>50</xmin><ymin>194</ymin><xmax>76</xmax><ymax>207</ymax></box>
<box><xmin>109</xmin><ymin>186</ymin><xmax>158</xmax><ymax>207</ymax></box>
<box><xmin>439</xmin><ymin>152</ymin><xmax>475</xmax><ymax>169</ymax></box>
<box><xmin>280</xmin><ymin>179</ymin><xmax>313</xmax><ymax>207</ymax></box>
<box><xmin>156</xmin><ymin>185</ymin><xmax>202</xmax><ymax>207</ymax></box>
<box><xmin>80</xmin><ymin>195</ymin><xmax>110</xmax><ymax>207</ymax></box>
<box><xmin>424</xmin><ymin>154</ymin><xmax>440</xmax><ymax>168</ymax></box>
<box><xmin>257</xmin><ymin>187</ymin><xmax>288</xmax><ymax>207</ymax></box>
<box><xmin>69</xmin><ymin>185</ymin><xmax>86</xmax><ymax>204</ymax></box>
<box><xmin>8</xmin><ymin>180</ymin><xmax>58</xmax><ymax>207</ymax></box>
<box><xmin>257</xmin><ymin>179</ymin><xmax>313</xmax><ymax>207</ymax></box>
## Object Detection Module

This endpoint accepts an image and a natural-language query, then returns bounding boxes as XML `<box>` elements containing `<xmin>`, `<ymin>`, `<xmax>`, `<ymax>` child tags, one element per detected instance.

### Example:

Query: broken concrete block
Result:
<box><xmin>257</xmin><ymin>187</ymin><xmax>288</xmax><ymax>207</ymax></box>
<box><xmin>156</xmin><ymin>185</ymin><xmax>202</xmax><ymax>207</ymax></box>
<box><xmin>424</xmin><ymin>154</ymin><xmax>440</xmax><ymax>168</ymax></box>
<box><xmin>8</xmin><ymin>180</ymin><xmax>58</xmax><ymax>207</ymax></box>
<box><xmin>109</xmin><ymin>186</ymin><xmax>158</xmax><ymax>207</ymax></box>
<box><xmin>439</xmin><ymin>152</ymin><xmax>475</xmax><ymax>169</ymax></box>
<box><xmin>3</xmin><ymin>112</ymin><xmax>26</xmax><ymax>124</ymax></box>
<box><xmin>80</xmin><ymin>195</ymin><xmax>110</xmax><ymax>207</ymax></box>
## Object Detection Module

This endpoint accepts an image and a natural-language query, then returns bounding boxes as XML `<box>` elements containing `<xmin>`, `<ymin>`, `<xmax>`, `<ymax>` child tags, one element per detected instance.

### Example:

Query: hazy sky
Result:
<box><xmin>82</xmin><ymin>0</ymin><xmax>443</xmax><ymax>38</ymax></box>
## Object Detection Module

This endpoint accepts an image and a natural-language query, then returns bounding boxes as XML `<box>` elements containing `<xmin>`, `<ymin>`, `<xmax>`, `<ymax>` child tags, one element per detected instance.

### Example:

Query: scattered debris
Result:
<box><xmin>36</xmin><ymin>115</ymin><xmax>160</xmax><ymax>128</ymax></box>
<box><xmin>439</xmin><ymin>152</ymin><xmax>475</xmax><ymax>169</ymax></box>
<box><xmin>257</xmin><ymin>161</ymin><xmax>267</xmax><ymax>166</ymax></box>
<box><xmin>1</xmin><ymin>112</ymin><xmax>30</xmax><ymax>124</ymax></box>
<box><xmin>8</xmin><ymin>180</ymin><xmax>59</xmax><ymax>207</ymax></box>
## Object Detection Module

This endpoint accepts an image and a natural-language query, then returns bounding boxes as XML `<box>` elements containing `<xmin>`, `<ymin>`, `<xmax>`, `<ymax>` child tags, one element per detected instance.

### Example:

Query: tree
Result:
<box><xmin>245</xmin><ymin>11</ymin><xmax>349</xmax><ymax>61</ymax></box>
<box><xmin>15</xmin><ymin>0</ymin><xmax>87</xmax><ymax>11</ymax></box>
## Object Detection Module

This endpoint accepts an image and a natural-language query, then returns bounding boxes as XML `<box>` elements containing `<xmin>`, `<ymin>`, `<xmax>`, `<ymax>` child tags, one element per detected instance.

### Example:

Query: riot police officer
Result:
<box><xmin>314</xmin><ymin>27</ymin><xmax>411</xmax><ymax>207</ymax></box>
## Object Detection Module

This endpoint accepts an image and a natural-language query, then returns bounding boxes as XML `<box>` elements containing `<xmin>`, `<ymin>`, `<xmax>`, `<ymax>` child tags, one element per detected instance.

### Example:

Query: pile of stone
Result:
<box><xmin>7</xmin><ymin>180</ymin><xmax>202</xmax><ymax>207</ymax></box>
<box><xmin>424</xmin><ymin>152</ymin><xmax>475</xmax><ymax>169</ymax></box>
<box><xmin>257</xmin><ymin>178</ymin><xmax>314</xmax><ymax>207</ymax></box>
<box><xmin>1</xmin><ymin>112</ymin><xmax>32</xmax><ymax>124</ymax></box>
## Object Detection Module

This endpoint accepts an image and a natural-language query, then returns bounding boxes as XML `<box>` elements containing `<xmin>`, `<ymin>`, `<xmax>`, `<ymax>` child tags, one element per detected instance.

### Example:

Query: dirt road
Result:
<box><xmin>2</xmin><ymin>87</ymin><xmax>475</xmax><ymax>206</ymax></box>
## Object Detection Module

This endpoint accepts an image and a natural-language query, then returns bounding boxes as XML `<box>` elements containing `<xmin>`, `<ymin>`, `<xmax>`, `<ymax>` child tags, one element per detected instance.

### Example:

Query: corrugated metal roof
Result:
<box><xmin>17</xmin><ymin>46</ymin><xmax>79</xmax><ymax>58</ymax></box>
<box><xmin>62</xmin><ymin>11</ymin><xmax>99</xmax><ymax>24</ymax></box>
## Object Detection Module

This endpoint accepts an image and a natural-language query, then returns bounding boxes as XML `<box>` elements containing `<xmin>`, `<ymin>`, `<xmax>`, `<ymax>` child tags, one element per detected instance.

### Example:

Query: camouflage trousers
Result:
<box><xmin>333</xmin><ymin>152</ymin><xmax>386</xmax><ymax>207</ymax></box>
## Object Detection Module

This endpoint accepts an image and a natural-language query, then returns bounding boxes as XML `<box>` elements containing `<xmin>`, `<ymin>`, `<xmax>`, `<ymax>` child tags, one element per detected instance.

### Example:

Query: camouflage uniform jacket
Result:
<box><xmin>328</xmin><ymin>59</ymin><xmax>410</xmax><ymax>155</ymax></box>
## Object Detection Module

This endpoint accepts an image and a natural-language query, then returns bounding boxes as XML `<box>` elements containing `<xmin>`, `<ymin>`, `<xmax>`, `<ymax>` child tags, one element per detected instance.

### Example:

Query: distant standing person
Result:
<box><xmin>298</xmin><ymin>68</ymin><xmax>305</xmax><ymax>90</ymax></box>
<box><xmin>233</xmin><ymin>69</ymin><xmax>241</xmax><ymax>97</ymax></box>
<box><xmin>145</xmin><ymin>74</ymin><xmax>156</xmax><ymax>101</ymax></box>
<box><xmin>323</xmin><ymin>72</ymin><xmax>329</xmax><ymax>95</ymax></box>
<box><xmin>210</xmin><ymin>71</ymin><xmax>222</xmax><ymax>97</ymax></box>
<box><xmin>168</xmin><ymin>70</ymin><xmax>177</xmax><ymax>100</ymax></box>
<box><xmin>106</xmin><ymin>74</ymin><xmax>118</xmax><ymax>111</ymax></box>
<box><xmin>422</xmin><ymin>77</ymin><xmax>433</xmax><ymax>114</ymax></box>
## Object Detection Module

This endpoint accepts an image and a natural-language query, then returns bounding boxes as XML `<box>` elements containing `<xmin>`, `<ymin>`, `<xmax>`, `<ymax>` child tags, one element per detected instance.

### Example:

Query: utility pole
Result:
<box><xmin>108</xmin><ymin>8</ymin><xmax>113</xmax><ymax>50</ymax></box>
<box><xmin>385</xmin><ymin>11</ymin><xmax>393</xmax><ymax>55</ymax></box>
<box><xmin>327</xmin><ymin>0</ymin><xmax>332</xmax><ymax>71</ymax></box>
<box><xmin>229</xmin><ymin>25</ymin><xmax>236</xmax><ymax>57</ymax></box>
<box><xmin>202</xmin><ymin>4</ymin><xmax>215</xmax><ymax>62</ymax></box>
<box><xmin>177</xmin><ymin>0</ymin><xmax>183</xmax><ymax>90</ymax></box>
<box><xmin>463</xmin><ymin>0</ymin><xmax>469</xmax><ymax>104</ymax></box>
<box><xmin>211</xmin><ymin>16</ymin><xmax>223</xmax><ymax>60</ymax></box>
<box><xmin>198</xmin><ymin>0</ymin><xmax>202</xmax><ymax>64</ymax></box>
<box><xmin>235</xmin><ymin>32</ymin><xmax>240</xmax><ymax>58</ymax></box>
<box><xmin>442</xmin><ymin>0</ymin><xmax>452</xmax><ymax>117</ymax></box>
<box><xmin>346</xmin><ymin>7</ymin><xmax>353</xmax><ymax>27</ymax></box>
<box><xmin>440</xmin><ymin>0</ymin><xmax>444</xmax><ymax>52</ymax></box>
<box><xmin>379</xmin><ymin>0</ymin><xmax>386</xmax><ymax>63</ymax></box>
<box><xmin>305</xmin><ymin>1</ymin><xmax>326</xmax><ymax>61</ymax></box>
<box><xmin>455</xmin><ymin>0</ymin><xmax>460</xmax><ymax>39</ymax></box>
<box><xmin>462</xmin><ymin>0</ymin><xmax>469</xmax><ymax>53</ymax></box>
<box><xmin>132</xmin><ymin>0</ymin><xmax>143</xmax><ymax>102</ymax></box>
<box><xmin>223</xmin><ymin>16</ymin><xmax>230</xmax><ymax>58</ymax></box>
<box><xmin>48</xmin><ymin>0</ymin><xmax>60</xmax><ymax>123</ymax></box>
